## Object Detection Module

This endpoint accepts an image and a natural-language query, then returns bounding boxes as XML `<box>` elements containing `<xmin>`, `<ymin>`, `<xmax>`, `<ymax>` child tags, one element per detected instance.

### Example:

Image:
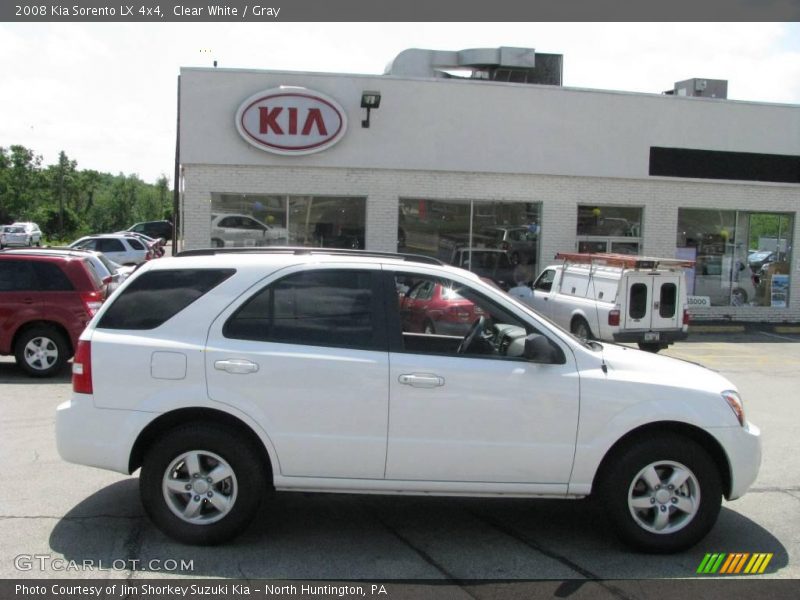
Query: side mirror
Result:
<box><xmin>523</xmin><ymin>333</ymin><xmax>565</xmax><ymax>364</ymax></box>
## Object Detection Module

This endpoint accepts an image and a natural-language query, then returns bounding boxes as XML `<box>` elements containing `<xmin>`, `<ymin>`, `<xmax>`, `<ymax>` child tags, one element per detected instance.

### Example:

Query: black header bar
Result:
<box><xmin>3</xmin><ymin>0</ymin><xmax>800</xmax><ymax>22</ymax></box>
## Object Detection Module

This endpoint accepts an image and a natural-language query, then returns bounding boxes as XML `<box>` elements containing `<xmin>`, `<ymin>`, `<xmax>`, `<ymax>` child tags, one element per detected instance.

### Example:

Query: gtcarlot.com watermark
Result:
<box><xmin>14</xmin><ymin>554</ymin><xmax>194</xmax><ymax>573</ymax></box>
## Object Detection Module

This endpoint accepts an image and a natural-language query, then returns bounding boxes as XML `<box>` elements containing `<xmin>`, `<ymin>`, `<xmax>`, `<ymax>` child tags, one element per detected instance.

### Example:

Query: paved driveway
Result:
<box><xmin>0</xmin><ymin>332</ymin><xmax>797</xmax><ymax>595</ymax></box>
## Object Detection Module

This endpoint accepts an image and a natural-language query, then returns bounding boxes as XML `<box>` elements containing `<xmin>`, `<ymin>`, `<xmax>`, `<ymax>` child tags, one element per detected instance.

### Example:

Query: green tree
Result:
<box><xmin>0</xmin><ymin>145</ymin><xmax>43</xmax><ymax>221</ymax></box>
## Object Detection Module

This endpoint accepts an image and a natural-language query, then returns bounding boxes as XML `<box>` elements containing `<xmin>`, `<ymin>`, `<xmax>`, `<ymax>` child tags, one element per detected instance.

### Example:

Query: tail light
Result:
<box><xmin>448</xmin><ymin>305</ymin><xmax>471</xmax><ymax>321</ymax></box>
<box><xmin>608</xmin><ymin>309</ymin><xmax>620</xmax><ymax>326</ymax></box>
<box><xmin>80</xmin><ymin>291</ymin><xmax>103</xmax><ymax>317</ymax></box>
<box><xmin>683</xmin><ymin>308</ymin><xmax>691</xmax><ymax>326</ymax></box>
<box><xmin>72</xmin><ymin>340</ymin><xmax>93</xmax><ymax>394</ymax></box>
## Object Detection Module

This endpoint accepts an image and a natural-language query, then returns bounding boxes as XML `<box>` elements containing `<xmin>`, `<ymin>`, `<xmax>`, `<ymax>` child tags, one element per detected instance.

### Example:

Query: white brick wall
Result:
<box><xmin>181</xmin><ymin>164</ymin><xmax>799</xmax><ymax>322</ymax></box>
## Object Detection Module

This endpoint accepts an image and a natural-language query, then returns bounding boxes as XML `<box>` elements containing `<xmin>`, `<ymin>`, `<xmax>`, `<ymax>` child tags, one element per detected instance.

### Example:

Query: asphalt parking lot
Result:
<box><xmin>1</xmin><ymin>331</ymin><xmax>798</xmax><ymax>593</ymax></box>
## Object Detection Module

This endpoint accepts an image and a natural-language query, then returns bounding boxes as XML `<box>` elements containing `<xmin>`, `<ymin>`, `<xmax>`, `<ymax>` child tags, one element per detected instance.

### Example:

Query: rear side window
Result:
<box><xmin>31</xmin><ymin>262</ymin><xmax>74</xmax><ymax>291</ymax></box>
<box><xmin>224</xmin><ymin>269</ymin><xmax>385</xmax><ymax>351</ymax></box>
<box><xmin>97</xmin><ymin>269</ymin><xmax>235</xmax><ymax>329</ymax></box>
<box><xmin>127</xmin><ymin>238</ymin><xmax>145</xmax><ymax>250</ymax></box>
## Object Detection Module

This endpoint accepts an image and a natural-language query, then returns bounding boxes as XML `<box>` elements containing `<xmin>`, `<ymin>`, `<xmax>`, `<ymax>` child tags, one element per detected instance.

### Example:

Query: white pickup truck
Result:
<box><xmin>511</xmin><ymin>253</ymin><xmax>692</xmax><ymax>351</ymax></box>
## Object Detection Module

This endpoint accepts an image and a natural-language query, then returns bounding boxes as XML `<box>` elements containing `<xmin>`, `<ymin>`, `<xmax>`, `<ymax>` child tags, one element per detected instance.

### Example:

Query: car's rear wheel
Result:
<box><xmin>140</xmin><ymin>423</ymin><xmax>267</xmax><ymax>545</ymax></box>
<box><xmin>598</xmin><ymin>434</ymin><xmax>722</xmax><ymax>553</ymax></box>
<box><xmin>570</xmin><ymin>317</ymin><xmax>592</xmax><ymax>341</ymax></box>
<box><xmin>14</xmin><ymin>327</ymin><xmax>69</xmax><ymax>377</ymax></box>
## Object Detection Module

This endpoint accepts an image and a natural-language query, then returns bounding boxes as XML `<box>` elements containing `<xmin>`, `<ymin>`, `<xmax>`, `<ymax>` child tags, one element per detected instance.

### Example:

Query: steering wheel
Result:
<box><xmin>457</xmin><ymin>316</ymin><xmax>486</xmax><ymax>354</ymax></box>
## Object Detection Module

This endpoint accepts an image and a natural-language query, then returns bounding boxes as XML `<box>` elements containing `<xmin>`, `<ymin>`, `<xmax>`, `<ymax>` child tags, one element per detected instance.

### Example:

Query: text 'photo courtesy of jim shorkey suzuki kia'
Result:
<box><xmin>56</xmin><ymin>247</ymin><xmax>761</xmax><ymax>553</ymax></box>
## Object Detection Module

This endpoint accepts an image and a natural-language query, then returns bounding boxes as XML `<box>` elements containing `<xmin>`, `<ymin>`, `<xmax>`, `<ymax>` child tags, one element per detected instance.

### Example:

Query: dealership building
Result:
<box><xmin>177</xmin><ymin>47</ymin><xmax>800</xmax><ymax>321</ymax></box>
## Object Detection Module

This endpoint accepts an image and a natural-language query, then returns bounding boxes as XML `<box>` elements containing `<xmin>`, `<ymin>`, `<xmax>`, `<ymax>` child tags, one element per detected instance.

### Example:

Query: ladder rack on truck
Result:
<box><xmin>554</xmin><ymin>252</ymin><xmax>694</xmax><ymax>271</ymax></box>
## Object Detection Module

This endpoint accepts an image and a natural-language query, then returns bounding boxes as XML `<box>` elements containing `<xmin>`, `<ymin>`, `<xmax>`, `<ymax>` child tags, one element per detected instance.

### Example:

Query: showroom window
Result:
<box><xmin>676</xmin><ymin>209</ymin><xmax>793</xmax><ymax>307</ymax></box>
<box><xmin>399</xmin><ymin>199</ymin><xmax>541</xmax><ymax>288</ymax></box>
<box><xmin>576</xmin><ymin>205</ymin><xmax>643</xmax><ymax>255</ymax></box>
<box><xmin>211</xmin><ymin>194</ymin><xmax>366</xmax><ymax>249</ymax></box>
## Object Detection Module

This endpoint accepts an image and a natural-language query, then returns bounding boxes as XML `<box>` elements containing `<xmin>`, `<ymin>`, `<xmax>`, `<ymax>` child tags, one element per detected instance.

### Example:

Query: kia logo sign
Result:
<box><xmin>235</xmin><ymin>87</ymin><xmax>347</xmax><ymax>155</ymax></box>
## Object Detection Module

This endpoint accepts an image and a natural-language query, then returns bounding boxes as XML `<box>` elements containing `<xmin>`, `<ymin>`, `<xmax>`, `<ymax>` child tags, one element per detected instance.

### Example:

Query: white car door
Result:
<box><xmin>384</xmin><ymin>270</ymin><xmax>580</xmax><ymax>488</ymax></box>
<box><xmin>205</xmin><ymin>265</ymin><xmax>390</xmax><ymax>480</ymax></box>
<box><xmin>529</xmin><ymin>268</ymin><xmax>557</xmax><ymax>317</ymax></box>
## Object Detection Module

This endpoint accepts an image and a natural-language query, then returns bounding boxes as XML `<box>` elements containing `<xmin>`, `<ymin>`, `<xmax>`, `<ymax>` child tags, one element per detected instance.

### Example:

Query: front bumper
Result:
<box><xmin>709</xmin><ymin>422</ymin><xmax>762</xmax><ymax>500</ymax></box>
<box><xmin>56</xmin><ymin>394</ymin><xmax>153</xmax><ymax>475</ymax></box>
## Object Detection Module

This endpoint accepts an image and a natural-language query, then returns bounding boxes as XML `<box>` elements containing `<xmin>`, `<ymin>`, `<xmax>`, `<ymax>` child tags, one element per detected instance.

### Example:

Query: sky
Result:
<box><xmin>2</xmin><ymin>22</ymin><xmax>799</xmax><ymax>185</ymax></box>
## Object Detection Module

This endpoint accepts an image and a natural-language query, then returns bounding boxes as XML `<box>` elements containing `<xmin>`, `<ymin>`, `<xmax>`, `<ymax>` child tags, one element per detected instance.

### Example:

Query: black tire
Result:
<box><xmin>570</xmin><ymin>317</ymin><xmax>592</xmax><ymax>341</ymax></box>
<box><xmin>14</xmin><ymin>326</ymin><xmax>69</xmax><ymax>377</ymax></box>
<box><xmin>637</xmin><ymin>342</ymin><xmax>663</xmax><ymax>353</ymax></box>
<box><xmin>597</xmin><ymin>434</ymin><xmax>722</xmax><ymax>553</ymax></box>
<box><xmin>140</xmin><ymin>423</ymin><xmax>268</xmax><ymax>545</ymax></box>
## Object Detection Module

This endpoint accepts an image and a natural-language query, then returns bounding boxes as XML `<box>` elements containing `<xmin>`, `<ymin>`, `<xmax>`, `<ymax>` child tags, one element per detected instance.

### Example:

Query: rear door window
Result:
<box><xmin>97</xmin><ymin>269</ymin><xmax>235</xmax><ymax>329</ymax></box>
<box><xmin>0</xmin><ymin>260</ymin><xmax>36</xmax><ymax>291</ymax></box>
<box><xmin>659</xmin><ymin>283</ymin><xmax>677</xmax><ymax>318</ymax></box>
<box><xmin>224</xmin><ymin>269</ymin><xmax>385</xmax><ymax>351</ymax></box>
<box><xmin>629</xmin><ymin>283</ymin><xmax>648</xmax><ymax>319</ymax></box>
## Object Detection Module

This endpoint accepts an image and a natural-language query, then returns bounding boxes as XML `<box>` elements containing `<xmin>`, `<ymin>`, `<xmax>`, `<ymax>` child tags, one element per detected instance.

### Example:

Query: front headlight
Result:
<box><xmin>722</xmin><ymin>390</ymin><xmax>745</xmax><ymax>427</ymax></box>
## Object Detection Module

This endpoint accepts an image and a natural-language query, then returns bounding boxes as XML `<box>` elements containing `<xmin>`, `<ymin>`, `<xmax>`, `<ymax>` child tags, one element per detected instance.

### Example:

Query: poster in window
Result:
<box><xmin>770</xmin><ymin>275</ymin><xmax>789</xmax><ymax>308</ymax></box>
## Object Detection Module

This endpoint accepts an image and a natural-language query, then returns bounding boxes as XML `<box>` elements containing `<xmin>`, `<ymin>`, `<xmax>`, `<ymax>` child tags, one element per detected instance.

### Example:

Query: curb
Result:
<box><xmin>688</xmin><ymin>322</ymin><xmax>800</xmax><ymax>335</ymax></box>
<box><xmin>690</xmin><ymin>325</ymin><xmax>746</xmax><ymax>333</ymax></box>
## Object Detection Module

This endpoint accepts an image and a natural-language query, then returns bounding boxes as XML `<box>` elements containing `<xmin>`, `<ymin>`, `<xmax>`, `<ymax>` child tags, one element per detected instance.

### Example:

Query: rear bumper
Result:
<box><xmin>56</xmin><ymin>394</ymin><xmax>153</xmax><ymax>474</ymax></box>
<box><xmin>612</xmin><ymin>329</ymin><xmax>688</xmax><ymax>345</ymax></box>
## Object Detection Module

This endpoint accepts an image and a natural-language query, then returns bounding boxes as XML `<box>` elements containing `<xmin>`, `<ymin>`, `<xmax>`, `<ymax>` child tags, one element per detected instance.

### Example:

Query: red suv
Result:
<box><xmin>0</xmin><ymin>252</ymin><xmax>105</xmax><ymax>376</ymax></box>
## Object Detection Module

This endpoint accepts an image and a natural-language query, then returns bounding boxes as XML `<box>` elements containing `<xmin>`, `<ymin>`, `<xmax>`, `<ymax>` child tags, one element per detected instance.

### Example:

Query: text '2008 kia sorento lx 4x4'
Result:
<box><xmin>56</xmin><ymin>248</ymin><xmax>761</xmax><ymax>552</ymax></box>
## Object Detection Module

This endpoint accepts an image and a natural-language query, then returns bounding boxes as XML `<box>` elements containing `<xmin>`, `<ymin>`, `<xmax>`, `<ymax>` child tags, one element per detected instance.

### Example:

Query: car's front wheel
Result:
<box><xmin>14</xmin><ymin>326</ymin><xmax>69</xmax><ymax>377</ymax></box>
<box><xmin>140</xmin><ymin>423</ymin><xmax>268</xmax><ymax>545</ymax></box>
<box><xmin>598</xmin><ymin>434</ymin><xmax>722</xmax><ymax>553</ymax></box>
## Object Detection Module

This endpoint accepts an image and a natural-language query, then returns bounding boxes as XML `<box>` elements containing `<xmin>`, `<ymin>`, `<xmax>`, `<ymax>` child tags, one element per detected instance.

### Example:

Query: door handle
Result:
<box><xmin>398</xmin><ymin>373</ymin><xmax>445</xmax><ymax>388</ymax></box>
<box><xmin>214</xmin><ymin>359</ymin><xmax>259</xmax><ymax>374</ymax></box>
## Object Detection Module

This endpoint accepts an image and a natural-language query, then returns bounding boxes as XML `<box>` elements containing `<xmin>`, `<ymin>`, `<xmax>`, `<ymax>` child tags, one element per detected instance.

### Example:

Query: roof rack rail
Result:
<box><xmin>176</xmin><ymin>246</ymin><xmax>446</xmax><ymax>266</ymax></box>
<box><xmin>554</xmin><ymin>252</ymin><xmax>694</xmax><ymax>270</ymax></box>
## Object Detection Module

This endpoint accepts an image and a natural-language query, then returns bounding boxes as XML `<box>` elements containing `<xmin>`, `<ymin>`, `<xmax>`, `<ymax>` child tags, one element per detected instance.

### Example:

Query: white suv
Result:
<box><xmin>56</xmin><ymin>248</ymin><xmax>761</xmax><ymax>552</ymax></box>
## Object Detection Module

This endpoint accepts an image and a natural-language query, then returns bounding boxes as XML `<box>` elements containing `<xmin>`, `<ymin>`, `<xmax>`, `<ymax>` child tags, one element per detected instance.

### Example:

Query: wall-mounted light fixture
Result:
<box><xmin>361</xmin><ymin>91</ymin><xmax>381</xmax><ymax>128</ymax></box>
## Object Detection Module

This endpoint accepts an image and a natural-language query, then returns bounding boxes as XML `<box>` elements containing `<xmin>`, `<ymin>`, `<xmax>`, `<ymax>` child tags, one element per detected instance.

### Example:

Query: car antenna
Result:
<box><xmin>587</xmin><ymin>260</ymin><xmax>608</xmax><ymax>374</ymax></box>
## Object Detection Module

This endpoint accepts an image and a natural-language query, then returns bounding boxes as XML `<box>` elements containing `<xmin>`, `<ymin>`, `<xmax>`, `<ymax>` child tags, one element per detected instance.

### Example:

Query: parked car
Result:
<box><xmin>747</xmin><ymin>250</ymin><xmax>778</xmax><ymax>272</ymax></box>
<box><xmin>694</xmin><ymin>255</ymin><xmax>756</xmax><ymax>306</ymax></box>
<box><xmin>0</xmin><ymin>222</ymin><xmax>42</xmax><ymax>248</ymax></box>
<box><xmin>116</xmin><ymin>231</ymin><xmax>166</xmax><ymax>258</ymax></box>
<box><xmin>126</xmin><ymin>220</ymin><xmax>173</xmax><ymax>241</ymax></box>
<box><xmin>399</xmin><ymin>278</ymin><xmax>484</xmax><ymax>336</ymax></box>
<box><xmin>513</xmin><ymin>253</ymin><xmax>691</xmax><ymax>352</ymax></box>
<box><xmin>479</xmin><ymin>225</ymin><xmax>538</xmax><ymax>265</ymax></box>
<box><xmin>0</xmin><ymin>250</ymin><xmax>105</xmax><ymax>376</ymax></box>
<box><xmin>69</xmin><ymin>234</ymin><xmax>150</xmax><ymax>265</ymax></box>
<box><xmin>211</xmin><ymin>213</ymin><xmax>288</xmax><ymax>248</ymax></box>
<box><xmin>4</xmin><ymin>248</ymin><xmax>113</xmax><ymax>297</ymax></box>
<box><xmin>57</xmin><ymin>247</ymin><xmax>760</xmax><ymax>552</ymax></box>
<box><xmin>450</xmin><ymin>247</ymin><xmax>517</xmax><ymax>290</ymax></box>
